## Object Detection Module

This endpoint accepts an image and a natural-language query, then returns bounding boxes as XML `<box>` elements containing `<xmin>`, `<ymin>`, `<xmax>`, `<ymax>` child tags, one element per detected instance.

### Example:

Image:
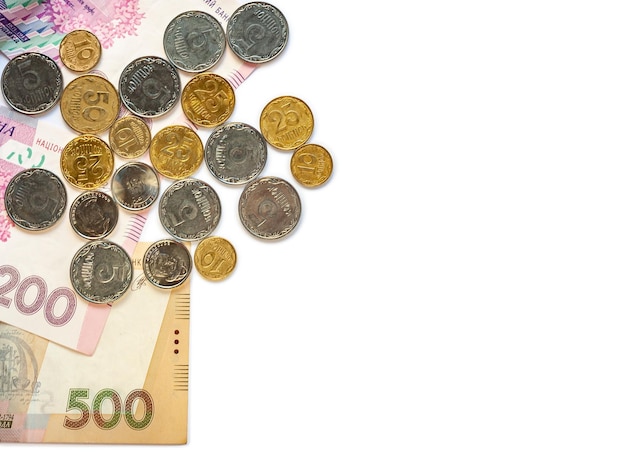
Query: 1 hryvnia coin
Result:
<box><xmin>143</xmin><ymin>239</ymin><xmax>192</xmax><ymax>289</ymax></box>
<box><xmin>69</xmin><ymin>190</ymin><xmax>118</xmax><ymax>239</ymax></box>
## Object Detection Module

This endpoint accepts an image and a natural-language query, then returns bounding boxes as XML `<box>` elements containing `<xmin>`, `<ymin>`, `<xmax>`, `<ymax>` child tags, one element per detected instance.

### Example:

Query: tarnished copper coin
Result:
<box><xmin>149</xmin><ymin>125</ymin><xmax>203</xmax><ymax>179</ymax></box>
<box><xmin>290</xmin><ymin>143</ymin><xmax>333</xmax><ymax>187</ymax></box>
<box><xmin>59</xmin><ymin>29</ymin><xmax>102</xmax><ymax>72</ymax></box>
<box><xmin>111</xmin><ymin>161</ymin><xmax>160</xmax><ymax>212</ymax></box>
<box><xmin>69</xmin><ymin>190</ymin><xmax>118</xmax><ymax>239</ymax></box>
<box><xmin>143</xmin><ymin>239</ymin><xmax>192</xmax><ymax>289</ymax></box>
<box><xmin>60</xmin><ymin>74</ymin><xmax>120</xmax><ymax>134</ymax></box>
<box><xmin>259</xmin><ymin>95</ymin><xmax>314</xmax><ymax>150</ymax></box>
<box><xmin>194</xmin><ymin>236</ymin><xmax>237</xmax><ymax>281</ymax></box>
<box><xmin>60</xmin><ymin>134</ymin><xmax>114</xmax><ymax>190</ymax></box>
<box><xmin>109</xmin><ymin>115</ymin><xmax>151</xmax><ymax>159</ymax></box>
<box><xmin>181</xmin><ymin>72</ymin><xmax>235</xmax><ymax>128</ymax></box>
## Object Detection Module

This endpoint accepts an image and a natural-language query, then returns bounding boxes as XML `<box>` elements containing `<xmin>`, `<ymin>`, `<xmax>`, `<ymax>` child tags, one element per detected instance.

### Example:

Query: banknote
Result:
<box><xmin>0</xmin><ymin>104</ymin><xmax>149</xmax><ymax>354</ymax></box>
<box><xmin>0</xmin><ymin>241</ymin><xmax>190</xmax><ymax>444</ymax></box>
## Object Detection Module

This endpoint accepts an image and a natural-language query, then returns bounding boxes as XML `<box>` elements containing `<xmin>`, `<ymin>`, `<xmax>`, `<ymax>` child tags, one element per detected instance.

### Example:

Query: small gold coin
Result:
<box><xmin>60</xmin><ymin>74</ymin><xmax>120</xmax><ymax>134</ymax></box>
<box><xmin>259</xmin><ymin>95</ymin><xmax>314</xmax><ymax>150</ymax></box>
<box><xmin>59</xmin><ymin>29</ymin><xmax>101</xmax><ymax>72</ymax></box>
<box><xmin>149</xmin><ymin>125</ymin><xmax>203</xmax><ymax>179</ymax></box>
<box><xmin>61</xmin><ymin>134</ymin><xmax>114</xmax><ymax>190</ymax></box>
<box><xmin>109</xmin><ymin>115</ymin><xmax>151</xmax><ymax>159</ymax></box>
<box><xmin>194</xmin><ymin>236</ymin><xmax>237</xmax><ymax>281</ymax></box>
<box><xmin>290</xmin><ymin>143</ymin><xmax>333</xmax><ymax>187</ymax></box>
<box><xmin>181</xmin><ymin>72</ymin><xmax>235</xmax><ymax>127</ymax></box>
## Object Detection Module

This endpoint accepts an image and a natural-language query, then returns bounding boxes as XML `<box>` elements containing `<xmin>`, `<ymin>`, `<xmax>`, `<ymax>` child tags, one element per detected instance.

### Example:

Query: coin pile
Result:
<box><xmin>1</xmin><ymin>1</ymin><xmax>333</xmax><ymax>304</ymax></box>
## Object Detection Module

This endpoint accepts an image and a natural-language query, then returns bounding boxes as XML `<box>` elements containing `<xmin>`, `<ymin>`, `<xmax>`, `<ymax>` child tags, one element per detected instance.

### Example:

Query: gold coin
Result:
<box><xmin>61</xmin><ymin>134</ymin><xmax>114</xmax><ymax>190</ymax></box>
<box><xmin>181</xmin><ymin>72</ymin><xmax>235</xmax><ymax>127</ymax></box>
<box><xmin>194</xmin><ymin>236</ymin><xmax>237</xmax><ymax>281</ymax></box>
<box><xmin>149</xmin><ymin>125</ymin><xmax>203</xmax><ymax>179</ymax></box>
<box><xmin>60</xmin><ymin>74</ymin><xmax>120</xmax><ymax>134</ymax></box>
<box><xmin>259</xmin><ymin>95</ymin><xmax>314</xmax><ymax>150</ymax></box>
<box><xmin>59</xmin><ymin>29</ymin><xmax>101</xmax><ymax>72</ymax></box>
<box><xmin>109</xmin><ymin>115</ymin><xmax>151</xmax><ymax>159</ymax></box>
<box><xmin>290</xmin><ymin>143</ymin><xmax>333</xmax><ymax>187</ymax></box>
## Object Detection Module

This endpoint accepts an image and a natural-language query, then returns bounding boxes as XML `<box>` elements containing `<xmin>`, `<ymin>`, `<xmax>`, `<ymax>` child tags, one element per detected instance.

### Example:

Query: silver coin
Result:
<box><xmin>69</xmin><ymin>190</ymin><xmax>119</xmax><ymax>239</ymax></box>
<box><xmin>70</xmin><ymin>240</ymin><xmax>133</xmax><ymax>304</ymax></box>
<box><xmin>111</xmin><ymin>161</ymin><xmax>160</xmax><ymax>212</ymax></box>
<box><xmin>4</xmin><ymin>168</ymin><xmax>66</xmax><ymax>231</ymax></box>
<box><xmin>238</xmin><ymin>176</ymin><xmax>301</xmax><ymax>240</ymax></box>
<box><xmin>159</xmin><ymin>178</ymin><xmax>221</xmax><ymax>241</ymax></box>
<box><xmin>2</xmin><ymin>52</ymin><xmax>63</xmax><ymax>115</ymax></box>
<box><xmin>143</xmin><ymin>239</ymin><xmax>192</xmax><ymax>289</ymax></box>
<box><xmin>204</xmin><ymin>121</ymin><xmax>267</xmax><ymax>185</ymax></box>
<box><xmin>163</xmin><ymin>10</ymin><xmax>226</xmax><ymax>72</ymax></box>
<box><xmin>118</xmin><ymin>56</ymin><xmax>181</xmax><ymax>117</ymax></box>
<box><xmin>227</xmin><ymin>2</ymin><xmax>289</xmax><ymax>64</ymax></box>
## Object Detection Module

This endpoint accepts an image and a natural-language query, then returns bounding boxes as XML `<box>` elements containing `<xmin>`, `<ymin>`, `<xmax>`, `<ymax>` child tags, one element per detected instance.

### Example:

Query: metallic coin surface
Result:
<box><xmin>109</xmin><ymin>115</ymin><xmax>151</xmax><ymax>159</ymax></box>
<box><xmin>59</xmin><ymin>29</ymin><xmax>102</xmax><ymax>72</ymax></box>
<box><xmin>3</xmin><ymin>168</ymin><xmax>66</xmax><ymax>231</ymax></box>
<box><xmin>60</xmin><ymin>134</ymin><xmax>114</xmax><ymax>190</ymax></box>
<box><xmin>163</xmin><ymin>10</ymin><xmax>226</xmax><ymax>72</ymax></box>
<box><xmin>290</xmin><ymin>143</ymin><xmax>333</xmax><ymax>187</ymax></box>
<box><xmin>70</xmin><ymin>190</ymin><xmax>118</xmax><ymax>239</ymax></box>
<box><xmin>70</xmin><ymin>240</ymin><xmax>132</xmax><ymax>304</ymax></box>
<box><xmin>238</xmin><ymin>176</ymin><xmax>301</xmax><ymax>240</ymax></box>
<box><xmin>259</xmin><ymin>95</ymin><xmax>314</xmax><ymax>150</ymax></box>
<box><xmin>143</xmin><ymin>239</ymin><xmax>192</xmax><ymax>289</ymax></box>
<box><xmin>159</xmin><ymin>178</ymin><xmax>221</xmax><ymax>241</ymax></box>
<box><xmin>204</xmin><ymin>121</ymin><xmax>267</xmax><ymax>184</ymax></box>
<box><xmin>194</xmin><ymin>236</ymin><xmax>237</xmax><ymax>281</ymax></box>
<box><xmin>227</xmin><ymin>2</ymin><xmax>289</xmax><ymax>64</ymax></box>
<box><xmin>181</xmin><ymin>72</ymin><xmax>235</xmax><ymax>128</ymax></box>
<box><xmin>111</xmin><ymin>161</ymin><xmax>160</xmax><ymax>212</ymax></box>
<box><xmin>118</xmin><ymin>56</ymin><xmax>181</xmax><ymax>118</ymax></box>
<box><xmin>1</xmin><ymin>52</ymin><xmax>63</xmax><ymax>114</ymax></box>
<box><xmin>60</xmin><ymin>74</ymin><xmax>120</xmax><ymax>134</ymax></box>
<box><xmin>150</xmin><ymin>125</ymin><xmax>203</xmax><ymax>179</ymax></box>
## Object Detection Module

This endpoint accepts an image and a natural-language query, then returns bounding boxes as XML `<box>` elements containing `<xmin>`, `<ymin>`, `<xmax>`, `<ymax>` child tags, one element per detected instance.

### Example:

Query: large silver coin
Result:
<box><xmin>2</xmin><ymin>52</ymin><xmax>63</xmax><ymax>114</ymax></box>
<box><xmin>163</xmin><ymin>10</ymin><xmax>226</xmax><ymax>72</ymax></box>
<box><xmin>226</xmin><ymin>2</ymin><xmax>288</xmax><ymax>64</ymax></box>
<box><xmin>70</xmin><ymin>240</ymin><xmax>133</xmax><ymax>304</ymax></box>
<box><xmin>69</xmin><ymin>190</ymin><xmax>118</xmax><ymax>239</ymax></box>
<box><xmin>238</xmin><ymin>176</ymin><xmax>301</xmax><ymax>240</ymax></box>
<box><xmin>204</xmin><ymin>121</ymin><xmax>267</xmax><ymax>184</ymax></box>
<box><xmin>143</xmin><ymin>239</ymin><xmax>191</xmax><ymax>289</ymax></box>
<box><xmin>111</xmin><ymin>161</ymin><xmax>160</xmax><ymax>212</ymax></box>
<box><xmin>159</xmin><ymin>178</ymin><xmax>221</xmax><ymax>241</ymax></box>
<box><xmin>118</xmin><ymin>56</ymin><xmax>181</xmax><ymax>117</ymax></box>
<box><xmin>4</xmin><ymin>168</ymin><xmax>66</xmax><ymax>231</ymax></box>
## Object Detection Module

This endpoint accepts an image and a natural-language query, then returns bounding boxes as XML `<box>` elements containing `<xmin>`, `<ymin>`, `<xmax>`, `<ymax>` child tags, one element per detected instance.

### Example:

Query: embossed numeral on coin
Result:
<box><xmin>268</xmin><ymin>104</ymin><xmax>299</xmax><ymax>133</ymax></box>
<box><xmin>16</xmin><ymin>58</ymin><xmax>40</xmax><ymax>90</ymax></box>
<box><xmin>94</xmin><ymin>263</ymin><xmax>129</xmax><ymax>284</ymax></box>
<box><xmin>167</xmin><ymin>202</ymin><xmax>199</xmax><ymax>228</ymax></box>
<box><xmin>162</xmin><ymin>132</ymin><xmax>196</xmax><ymax>162</ymax></box>
<box><xmin>193</xmin><ymin>83</ymin><xmax>229</xmax><ymax>113</ymax></box>
<box><xmin>75</xmin><ymin>153</ymin><xmax>105</xmax><ymax>183</ymax></box>
<box><xmin>82</xmin><ymin>89</ymin><xmax>111</xmax><ymax>122</ymax></box>
<box><xmin>71</xmin><ymin>38</ymin><xmax>97</xmax><ymax>61</ymax></box>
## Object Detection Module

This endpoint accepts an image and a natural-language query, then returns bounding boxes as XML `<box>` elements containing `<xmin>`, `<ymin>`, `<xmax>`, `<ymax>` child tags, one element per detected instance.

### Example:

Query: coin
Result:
<box><xmin>259</xmin><ymin>95</ymin><xmax>314</xmax><ymax>150</ymax></box>
<box><xmin>109</xmin><ymin>115</ymin><xmax>151</xmax><ymax>159</ymax></box>
<box><xmin>59</xmin><ymin>29</ymin><xmax>102</xmax><ymax>72</ymax></box>
<box><xmin>290</xmin><ymin>143</ymin><xmax>333</xmax><ymax>187</ymax></box>
<box><xmin>60</xmin><ymin>134</ymin><xmax>114</xmax><ymax>190</ymax></box>
<box><xmin>149</xmin><ymin>125</ymin><xmax>203</xmax><ymax>179</ymax></box>
<box><xmin>194</xmin><ymin>236</ymin><xmax>236</xmax><ymax>281</ymax></box>
<box><xmin>163</xmin><ymin>10</ymin><xmax>226</xmax><ymax>72</ymax></box>
<box><xmin>69</xmin><ymin>190</ymin><xmax>118</xmax><ymax>239</ymax></box>
<box><xmin>238</xmin><ymin>176</ymin><xmax>301</xmax><ymax>240</ymax></box>
<box><xmin>227</xmin><ymin>2</ymin><xmax>289</xmax><ymax>64</ymax></box>
<box><xmin>70</xmin><ymin>240</ymin><xmax>133</xmax><ymax>304</ymax></box>
<box><xmin>111</xmin><ymin>161</ymin><xmax>160</xmax><ymax>212</ymax></box>
<box><xmin>1</xmin><ymin>52</ymin><xmax>63</xmax><ymax>114</ymax></box>
<box><xmin>159</xmin><ymin>178</ymin><xmax>221</xmax><ymax>241</ymax></box>
<box><xmin>143</xmin><ymin>239</ymin><xmax>192</xmax><ymax>289</ymax></box>
<box><xmin>3</xmin><ymin>168</ymin><xmax>66</xmax><ymax>231</ymax></box>
<box><xmin>60</xmin><ymin>74</ymin><xmax>120</xmax><ymax>134</ymax></box>
<box><xmin>181</xmin><ymin>72</ymin><xmax>235</xmax><ymax>128</ymax></box>
<box><xmin>204</xmin><ymin>121</ymin><xmax>267</xmax><ymax>185</ymax></box>
<box><xmin>118</xmin><ymin>56</ymin><xmax>181</xmax><ymax>118</ymax></box>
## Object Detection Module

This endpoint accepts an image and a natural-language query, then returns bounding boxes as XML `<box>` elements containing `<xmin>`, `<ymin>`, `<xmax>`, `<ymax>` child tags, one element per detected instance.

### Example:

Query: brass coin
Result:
<box><xmin>149</xmin><ymin>125</ymin><xmax>203</xmax><ymax>179</ymax></box>
<box><xmin>259</xmin><ymin>95</ymin><xmax>314</xmax><ymax>150</ymax></box>
<box><xmin>60</xmin><ymin>134</ymin><xmax>114</xmax><ymax>190</ymax></box>
<box><xmin>60</xmin><ymin>74</ymin><xmax>120</xmax><ymax>134</ymax></box>
<box><xmin>290</xmin><ymin>143</ymin><xmax>333</xmax><ymax>187</ymax></box>
<box><xmin>181</xmin><ymin>72</ymin><xmax>235</xmax><ymax>128</ymax></box>
<box><xmin>109</xmin><ymin>115</ymin><xmax>151</xmax><ymax>159</ymax></box>
<box><xmin>59</xmin><ymin>29</ymin><xmax>102</xmax><ymax>72</ymax></box>
<box><xmin>194</xmin><ymin>236</ymin><xmax>237</xmax><ymax>281</ymax></box>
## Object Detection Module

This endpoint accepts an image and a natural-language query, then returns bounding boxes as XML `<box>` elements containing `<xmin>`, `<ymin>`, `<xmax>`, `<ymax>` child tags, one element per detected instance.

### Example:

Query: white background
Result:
<box><xmin>5</xmin><ymin>0</ymin><xmax>626</xmax><ymax>468</ymax></box>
